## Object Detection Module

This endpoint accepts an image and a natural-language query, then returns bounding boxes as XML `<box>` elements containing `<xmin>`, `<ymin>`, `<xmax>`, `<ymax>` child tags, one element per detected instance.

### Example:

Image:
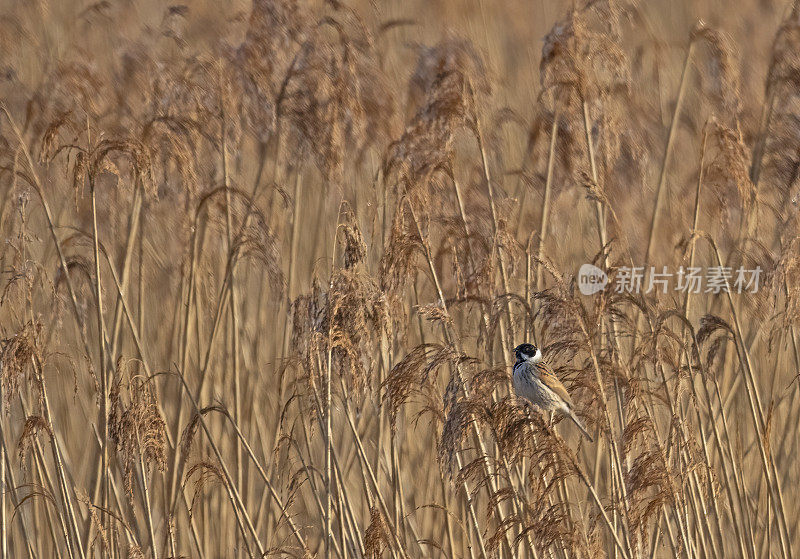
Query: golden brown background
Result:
<box><xmin>0</xmin><ymin>1</ymin><xmax>797</xmax><ymax>558</ymax></box>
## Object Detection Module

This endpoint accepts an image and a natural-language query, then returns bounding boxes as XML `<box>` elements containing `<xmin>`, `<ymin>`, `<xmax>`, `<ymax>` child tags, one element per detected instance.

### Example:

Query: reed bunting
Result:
<box><xmin>512</xmin><ymin>343</ymin><xmax>593</xmax><ymax>441</ymax></box>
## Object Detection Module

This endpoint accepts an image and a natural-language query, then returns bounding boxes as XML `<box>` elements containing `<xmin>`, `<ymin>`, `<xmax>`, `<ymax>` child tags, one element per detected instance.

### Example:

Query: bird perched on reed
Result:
<box><xmin>512</xmin><ymin>343</ymin><xmax>593</xmax><ymax>441</ymax></box>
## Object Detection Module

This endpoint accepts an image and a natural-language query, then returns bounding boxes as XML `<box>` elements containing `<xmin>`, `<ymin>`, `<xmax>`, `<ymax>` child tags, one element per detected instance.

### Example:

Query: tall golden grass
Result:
<box><xmin>0</xmin><ymin>0</ymin><xmax>798</xmax><ymax>557</ymax></box>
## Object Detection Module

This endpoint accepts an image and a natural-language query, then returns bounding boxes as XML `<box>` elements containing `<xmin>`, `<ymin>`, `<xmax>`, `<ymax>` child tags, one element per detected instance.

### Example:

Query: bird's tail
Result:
<box><xmin>567</xmin><ymin>411</ymin><xmax>594</xmax><ymax>442</ymax></box>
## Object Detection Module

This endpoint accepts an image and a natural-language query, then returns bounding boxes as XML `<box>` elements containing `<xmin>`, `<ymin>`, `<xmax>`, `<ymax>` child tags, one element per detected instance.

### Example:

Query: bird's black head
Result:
<box><xmin>514</xmin><ymin>343</ymin><xmax>539</xmax><ymax>363</ymax></box>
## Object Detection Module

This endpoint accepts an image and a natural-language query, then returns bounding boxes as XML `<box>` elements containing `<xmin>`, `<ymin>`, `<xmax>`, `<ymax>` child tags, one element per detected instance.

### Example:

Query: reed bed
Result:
<box><xmin>0</xmin><ymin>0</ymin><xmax>798</xmax><ymax>557</ymax></box>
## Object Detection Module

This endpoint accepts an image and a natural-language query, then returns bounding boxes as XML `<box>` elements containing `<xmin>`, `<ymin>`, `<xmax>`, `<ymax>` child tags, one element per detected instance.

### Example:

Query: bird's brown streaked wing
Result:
<box><xmin>537</xmin><ymin>362</ymin><xmax>573</xmax><ymax>406</ymax></box>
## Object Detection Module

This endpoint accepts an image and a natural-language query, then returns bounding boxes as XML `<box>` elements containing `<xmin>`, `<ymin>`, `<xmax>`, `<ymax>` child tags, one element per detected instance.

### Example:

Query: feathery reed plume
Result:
<box><xmin>293</xmin><ymin>209</ymin><xmax>401</xmax><ymax>399</ymax></box>
<box><xmin>235</xmin><ymin>0</ymin><xmax>309</xmax><ymax>140</ymax></box>
<box><xmin>108</xmin><ymin>359</ymin><xmax>167</xmax><ymax>497</ymax></box>
<box><xmin>691</xmin><ymin>25</ymin><xmax>741</xmax><ymax>117</ymax></box>
<box><xmin>0</xmin><ymin>321</ymin><xmax>40</xmax><ymax>411</ymax></box>
<box><xmin>16</xmin><ymin>415</ymin><xmax>50</xmax><ymax>472</ymax></box>
<box><xmin>385</xmin><ymin>37</ymin><xmax>487</xmax><ymax>206</ymax></box>
<box><xmin>540</xmin><ymin>1</ymin><xmax>636</xmax><ymax>176</ymax></box>
<box><xmin>363</xmin><ymin>506</ymin><xmax>391</xmax><ymax>559</ymax></box>
<box><xmin>383</xmin><ymin>343</ymin><xmax>471</xmax><ymax>430</ymax></box>
<box><xmin>280</xmin><ymin>6</ymin><xmax>397</xmax><ymax>179</ymax></box>
<box><xmin>755</xmin><ymin>4</ymin><xmax>800</xmax><ymax>197</ymax></box>
<box><xmin>702</xmin><ymin>119</ymin><xmax>757</xmax><ymax>238</ymax></box>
